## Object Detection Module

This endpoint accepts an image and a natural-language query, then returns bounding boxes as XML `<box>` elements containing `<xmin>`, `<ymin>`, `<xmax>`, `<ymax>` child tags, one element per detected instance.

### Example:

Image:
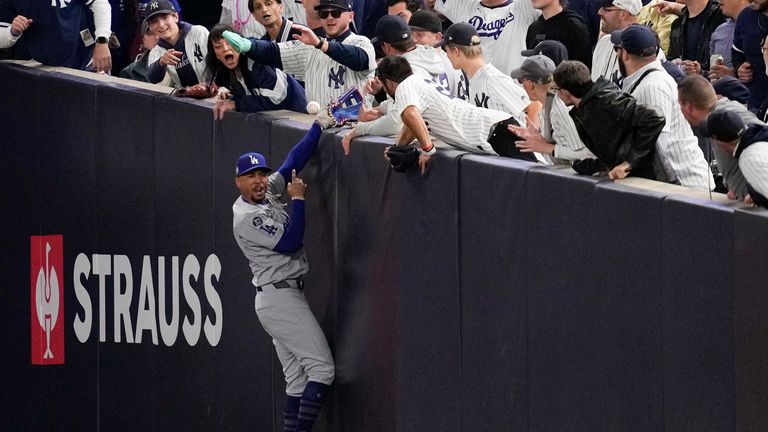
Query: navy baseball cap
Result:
<box><xmin>510</xmin><ymin>55</ymin><xmax>556</xmax><ymax>83</ymax></box>
<box><xmin>699</xmin><ymin>109</ymin><xmax>747</xmax><ymax>142</ymax></box>
<box><xmin>144</xmin><ymin>0</ymin><xmax>177</xmax><ymax>24</ymax></box>
<box><xmin>521</xmin><ymin>40</ymin><xmax>569</xmax><ymax>66</ymax></box>
<box><xmin>372</xmin><ymin>15</ymin><xmax>412</xmax><ymax>45</ymax></box>
<box><xmin>315</xmin><ymin>0</ymin><xmax>353</xmax><ymax>11</ymax></box>
<box><xmin>713</xmin><ymin>76</ymin><xmax>750</xmax><ymax>105</ymax></box>
<box><xmin>611</xmin><ymin>24</ymin><xmax>659</xmax><ymax>57</ymax></box>
<box><xmin>409</xmin><ymin>10</ymin><xmax>443</xmax><ymax>34</ymax></box>
<box><xmin>236</xmin><ymin>152</ymin><xmax>272</xmax><ymax>176</ymax></box>
<box><xmin>434</xmin><ymin>23</ymin><xmax>481</xmax><ymax>48</ymax></box>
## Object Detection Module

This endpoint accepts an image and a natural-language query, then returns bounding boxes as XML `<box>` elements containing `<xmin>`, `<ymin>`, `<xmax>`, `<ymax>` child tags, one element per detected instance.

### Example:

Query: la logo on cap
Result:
<box><xmin>250</xmin><ymin>155</ymin><xmax>259</xmax><ymax>165</ymax></box>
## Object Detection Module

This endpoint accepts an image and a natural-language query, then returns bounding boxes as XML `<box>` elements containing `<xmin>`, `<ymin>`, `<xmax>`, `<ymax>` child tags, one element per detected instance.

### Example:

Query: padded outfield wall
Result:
<box><xmin>1</xmin><ymin>61</ymin><xmax>768</xmax><ymax>431</ymax></box>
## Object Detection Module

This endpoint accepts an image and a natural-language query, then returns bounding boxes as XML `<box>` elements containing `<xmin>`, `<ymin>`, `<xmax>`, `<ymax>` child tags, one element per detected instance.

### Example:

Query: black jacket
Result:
<box><xmin>569</xmin><ymin>78</ymin><xmax>665</xmax><ymax>179</ymax></box>
<box><xmin>526</xmin><ymin>8</ymin><xmax>592</xmax><ymax>68</ymax></box>
<box><xmin>668</xmin><ymin>1</ymin><xmax>726</xmax><ymax>70</ymax></box>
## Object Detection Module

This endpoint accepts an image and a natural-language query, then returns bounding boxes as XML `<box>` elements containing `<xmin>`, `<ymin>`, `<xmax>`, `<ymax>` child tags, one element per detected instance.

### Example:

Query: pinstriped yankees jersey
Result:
<box><xmin>547</xmin><ymin>94</ymin><xmax>594</xmax><ymax>161</ymax></box>
<box><xmin>623</xmin><ymin>60</ymin><xmax>711</xmax><ymax>190</ymax></box>
<box><xmin>469</xmin><ymin>63</ymin><xmax>529</xmax><ymax>126</ymax></box>
<box><xmin>592</xmin><ymin>33</ymin><xmax>667</xmax><ymax>83</ymax></box>
<box><xmin>739</xmin><ymin>142</ymin><xmax>768</xmax><ymax>198</ymax></box>
<box><xmin>436</xmin><ymin>0</ymin><xmax>540</xmax><ymax>75</ymax></box>
<box><xmin>278</xmin><ymin>33</ymin><xmax>376</xmax><ymax>104</ymax></box>
<box><xmin>394</xmin><ymin>74</ymin><xmax>510</xmax><ymax>154</ymax></box>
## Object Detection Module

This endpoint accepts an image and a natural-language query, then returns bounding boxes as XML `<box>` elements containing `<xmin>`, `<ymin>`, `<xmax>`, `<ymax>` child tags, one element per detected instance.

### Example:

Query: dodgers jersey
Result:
<box><xmin>278</xmin><ymin>31</ymin><xmax>376</xmax><ymax>104</ymax></box>
<box><xmin>469</xmin><ymin>62</ymin><xmax>529</xmax><ymax>126</ymax></box>
<box><xmin>436</xmin><ymin>0</ymin><xmax>540</xmax><ymax>74</ymax></box>
<box><xmin>394</xmin><ymin>74</ymin><xmax>510</xmax><ymax>154</ymax></box>
<box><xmin>232</xmin><ymin>173</ymin><xmax>308</xmax><ymax>287</ymax></box>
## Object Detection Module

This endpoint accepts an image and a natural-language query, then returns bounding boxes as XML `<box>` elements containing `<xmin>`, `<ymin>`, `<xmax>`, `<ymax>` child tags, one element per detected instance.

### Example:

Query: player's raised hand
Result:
<box><xmin>291</xmin><ymin>24</ymin><xmax>320</xmax><ymax>47</ymax></box>
<box><xmin>223</xmin><ymin>30</ymin><xmax>252</xmax><ymax>53</ymax></box>
<box><xmin>287</xmin><ymin>169</ymin><xmax>307</xmax><ymax>199</ymax></box>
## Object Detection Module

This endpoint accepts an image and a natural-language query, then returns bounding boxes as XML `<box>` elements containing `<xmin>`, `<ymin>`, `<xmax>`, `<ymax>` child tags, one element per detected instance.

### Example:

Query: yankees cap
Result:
<box><xmin>372</xmin><ymin>15</ymin><xmax>412</xmax><ymax>45</ymax></box>
<box><xmin>409</xmin><ymin>10</ymin><xmax>443</xmax><ymax>34</ymax></box>
<box><xmin>521</xmin><ymin>40</ymin><xmax>569</xmax><ymax>66</ymax></box>
<box><xmin>315</xmin><ymin>0</ymin><xmax>353</xmax><ymax>11</ymax></box>
<box><xmin>601</xmin><ymin>0</ymin><xmax>643</xmax><ymax>16</ymax></box>
<box><xmin>236</xmin><ymin>152</ymin><xmax>273</xmax><ymax>176</ymax></box>
<box><xmin>699</xmin><ymin>109</ymin><xmax>747</xmax><ymax>142</ymax></box>
<box><xmin>144</xmin><ymin>0</ymin><xmax>177</xmax><ymax>25</ymax></box>
<box><xmin>510</xmin><ymin>55</ymin><xmax>556</xmax><ymax>84</ymax></box>
<box><xmin>611</xmin><ymin>24</ymin><xmax>659</xmax><ymax>57</ymax></box>
<box><xmin>434</xmin><ymin>23</ymin><xmax>481</xmax><ymax>48</ymax></box>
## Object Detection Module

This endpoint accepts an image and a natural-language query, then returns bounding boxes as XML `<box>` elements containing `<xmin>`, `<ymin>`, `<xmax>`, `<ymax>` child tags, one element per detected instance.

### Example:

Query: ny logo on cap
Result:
<box><xmin>250</xmin><ymin>155</ymin><xmax>259</xmax><ymax>165</ymax></box>
<box><xmin>150</xmin><ymin>1</ymin><xmax>159</xmax><ymax>11</ymax></box>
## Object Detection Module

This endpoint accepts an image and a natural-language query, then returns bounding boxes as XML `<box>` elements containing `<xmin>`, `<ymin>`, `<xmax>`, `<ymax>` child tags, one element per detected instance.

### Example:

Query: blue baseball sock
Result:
<box><xmin>293</xmin><ymin>381</ymin><xmax>330</xmax><ymax>432</ymax></box>
<box><xmin>283</xmin><ymin>396</ymin><xmax>301</xmax><ymax>432</ymax></box>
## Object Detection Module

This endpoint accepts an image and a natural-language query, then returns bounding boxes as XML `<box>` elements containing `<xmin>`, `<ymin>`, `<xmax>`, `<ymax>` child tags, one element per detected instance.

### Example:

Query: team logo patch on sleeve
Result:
<box><xmin>252</xmin><ymin>216</ymin><xmax>263</xmax><ymax>227</ymax></box>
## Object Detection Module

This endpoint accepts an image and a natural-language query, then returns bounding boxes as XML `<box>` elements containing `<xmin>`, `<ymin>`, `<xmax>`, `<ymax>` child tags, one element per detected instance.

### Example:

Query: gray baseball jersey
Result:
<box><xmin>436</xmin><ymin>0</ymin><xmax>540</xmax><ymax>75</ymax></box>
<box><xmin>394</xmin><ymin>74</ymin><xmax>510</xmax><ymax>154</ymax></box>
<box><xmin>278</xmin><ymin>33</ymin><xmax>376</xmax><ymax>104</ymax></box>
<box><xmin>469</xmin><ymin>62</ymin><xmax>530</xmax><ymax>126</ymax></box>
<box><xmin>232</xmin><ymin>173</ymin><xmax>308</xmax><ymax>287</ymax></box>
<box><xmin>623</xmin><ymin>60</ymin><xmax>711</xmax><ymax>190</ymax></box>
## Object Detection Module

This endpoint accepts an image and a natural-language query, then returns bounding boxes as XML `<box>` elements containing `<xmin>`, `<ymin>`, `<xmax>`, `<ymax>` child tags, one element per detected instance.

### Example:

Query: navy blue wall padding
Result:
<box><xmin>524</xmin><ymin>167</ymin><xmax>608</xmax><ymax>432</ymax></box>
<box><xmin>459</xmin><ymin>156</ymin><xmax>537</xmax><ymax>432</ymax></box>
<box><xmin>661</xmin><ymin>196</ymin><xmax>735</xmax><ymax>432</ymax></box>
<box><xmin>733</xmin><ymin>209</ymin><xmax>768</xmax><ymax>432</ymax></box>
<box><xmin>3</xmin><ymin>62</ymin><xmax>768</xmax><ymax>432</ymax></box>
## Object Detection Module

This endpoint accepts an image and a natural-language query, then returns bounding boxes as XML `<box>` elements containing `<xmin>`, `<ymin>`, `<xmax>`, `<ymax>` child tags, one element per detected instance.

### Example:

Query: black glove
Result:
<box><xmin>386</xmin><ymin>146</ymin><xmax>419</xmax><ymax>172</ymax></box>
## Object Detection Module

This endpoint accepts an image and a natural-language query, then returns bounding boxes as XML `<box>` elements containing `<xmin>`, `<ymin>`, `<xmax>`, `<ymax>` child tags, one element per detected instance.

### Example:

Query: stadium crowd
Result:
<box><xmin>1</xmin><ymin>0</ymin><xmax>767</xmax><ymax>205</ymax></box>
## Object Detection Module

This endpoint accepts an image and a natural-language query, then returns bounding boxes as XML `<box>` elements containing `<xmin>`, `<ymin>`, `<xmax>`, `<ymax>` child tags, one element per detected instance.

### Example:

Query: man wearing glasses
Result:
<box><xmin>223</xmin><ymin>0</ymin><xmax>376</xmax><ymax>104</ymax></box>
<box><xmin>592</xmin><ymin>0</ymin><xmax>644</xmax><ymax>82</ymax></box>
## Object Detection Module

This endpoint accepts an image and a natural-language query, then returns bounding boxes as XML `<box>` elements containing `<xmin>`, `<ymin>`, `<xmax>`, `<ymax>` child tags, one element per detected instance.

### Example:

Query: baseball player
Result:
<box><xmin>222</xmin><ymin>0</ymin><xmax>376</xmax><ymax>105</ymax></box>
<box><xmin>207</xmin><ymin>24</ymin><xmax>308</xmax><ymax>119</ymax></box>
<box><xmin>233</xmin><ymin>111</ymin><xmax>336</xmax><ymax>432</ymax></box>
<box><xmin>145</xmin><ymin>0</ymin><xmax>210</xmax><ymax>88</ymax></box>
<box><xmin>509</xmin><ymin>55</ymin><xmax>594</xmax><ymax>162</ymax></box>
<box><xmin>434</xmin><ymin>0</ymin><xmax>540</xmax><ymax>74</ymax></box>
<box><xmin>614</xmin><ymin>25</ymin><xmax>712</xmax><ymax>190</ymax></box>
<box><xmin>437</xmin><ymin>22</ymin><xmax>532</xmax><ymax>127</ymax></box>
<box><xmin>0</xmin><ymin>14</ymin><xmax>30</xmax><ymax>49</ymax></box>
<box><xmin>376</xmin><ymin>55</ymin><xmax>545</xmax><ymax>173</ymax></box>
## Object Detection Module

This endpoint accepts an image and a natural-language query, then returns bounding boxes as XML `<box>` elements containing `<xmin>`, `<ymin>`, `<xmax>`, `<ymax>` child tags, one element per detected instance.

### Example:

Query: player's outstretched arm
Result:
<box><xmin>273</xmin><ymin>169</ymin><xmax>307</xmax><ymax>253</ymax></box>
<box><xmin>276</xmin><ymin>123</ymin><xmax>323</xmax><ymax>181</ymax></box>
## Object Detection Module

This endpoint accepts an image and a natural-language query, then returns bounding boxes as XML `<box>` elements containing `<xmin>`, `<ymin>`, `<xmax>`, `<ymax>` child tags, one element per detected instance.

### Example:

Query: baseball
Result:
<box><xmin>306</xmin><ymin>101</ymin><xmax>321</xmax><ymax>115</ymax></box>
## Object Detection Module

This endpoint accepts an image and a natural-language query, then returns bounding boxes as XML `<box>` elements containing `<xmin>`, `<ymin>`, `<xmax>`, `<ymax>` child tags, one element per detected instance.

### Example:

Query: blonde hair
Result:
<box><xmin>449</xmin><ymin>43</ymin><xmax>483</xmax><ymax>58</ymax></box>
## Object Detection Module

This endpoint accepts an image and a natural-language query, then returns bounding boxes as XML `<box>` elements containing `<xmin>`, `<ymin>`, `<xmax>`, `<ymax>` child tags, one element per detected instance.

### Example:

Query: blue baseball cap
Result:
<box><xmin>521</xmin><ymin>40</ymin><xmax>569</xmax><ymax>66</ymax></box>
<box><xmin>611</xmin><ymin>24</ymin><xmax>659</xmax><ymax>57</ymax></box>
<box><xmin>434</xmin><ymin>22</ymin><xmax>481</xmax><ymax>48</ymax></box>
<box><xmin>713</xmin><ymin>76</ymin><xmax>750</xmax><ymax>105</ymax></box>
<box><xmin>699</xmin><ymin>109</ymin><xmax>747</xmax><ymax>142</ymax></box>
<box><xmin>236</xmin><ymin>152</ymin><xmax>272</xmax><ymax>176</ymax></box>
<box><xmin>372</xmin><ymin>15</ymin><xmax>412</xmax><ymax>45</ymax></box>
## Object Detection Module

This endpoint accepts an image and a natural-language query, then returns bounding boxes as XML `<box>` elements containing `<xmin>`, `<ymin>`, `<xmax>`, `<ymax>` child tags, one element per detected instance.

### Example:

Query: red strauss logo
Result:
<box><xmin>31</xmin><ymin>235</ymin><xmax>65</xmax><ymax>365</ymax></box>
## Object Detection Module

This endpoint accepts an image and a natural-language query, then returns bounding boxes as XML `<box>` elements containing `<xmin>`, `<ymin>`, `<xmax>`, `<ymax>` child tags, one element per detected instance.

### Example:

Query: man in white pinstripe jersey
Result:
<box><xmin>223</xmin><ymin>0</ymin><xmax>376</xmax><ymax>105</ymax></box>
<box><xmin>614</xmin><ymin>24</ymin><xmax>712</xmax><ymax>190</ymax></box>
<box><xmin>592</xmin><ymin>0</ymin><xmax>643</xmax><ymax>83</ymax></box>
<box><xmin>376</xmin><ymin>55</ymin><xmax>545</xmax><ymax>174</ymax></box>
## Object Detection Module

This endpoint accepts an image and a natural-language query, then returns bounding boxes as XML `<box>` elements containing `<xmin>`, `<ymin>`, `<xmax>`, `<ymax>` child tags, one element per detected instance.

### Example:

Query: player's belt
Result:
<box><xmin>256</xmin><ymin>278</ymin><xmax>304</xmax><ymax>292</ymax></box>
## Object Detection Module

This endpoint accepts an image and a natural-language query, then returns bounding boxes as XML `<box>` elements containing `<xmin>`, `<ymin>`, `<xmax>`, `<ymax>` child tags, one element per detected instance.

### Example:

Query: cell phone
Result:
<box><xmin>710</xmin><ymin>54</ymin><xmax>724</xmax><ymax>67</ymax></box>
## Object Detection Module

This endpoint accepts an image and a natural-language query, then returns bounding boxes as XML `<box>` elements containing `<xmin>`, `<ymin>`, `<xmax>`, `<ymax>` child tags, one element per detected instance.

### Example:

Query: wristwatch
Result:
<box><xmin>314</xmin><ymin>37</ymin><xmax>325</xmax><ymax>49</ymax></box>
<box><xmin>96</xmin><ymin>36</ymin><xmax>109</xmax><ymax>44</ymax></box>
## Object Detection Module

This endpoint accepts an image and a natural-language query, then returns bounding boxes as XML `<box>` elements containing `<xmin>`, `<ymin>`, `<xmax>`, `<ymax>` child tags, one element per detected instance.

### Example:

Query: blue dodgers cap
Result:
<box><xmin>372</xmin><ymin>15</ymin><xmax>412</xmax><ymax>45</ymax></box>
<box><xmin>236</xmin><ymin>152</ymin><xmax>272</xmax><ymax>176</ymax></box>
<box><xmin>315</xmin><ymin>0</ymin><xmax>353</xmax><ymax>11</ymax></box>
<box><xmin>434</xmin><ymin>22</ymin><xmax>481</xmax><ymax>48</ymax></box>
<box><xmin>699</xmin><ymin>109</ymin><xmax>747</xmax><ymax>142</ymax></box>
<box><xmin>713</xmin><ymin>76</ymin><xmax>750</xmax><ymax>105</ymax></box>
<box><xmin>611</xmin><ymin>24</ymin><xmax>659</xmax><ymax>57</ymax></box>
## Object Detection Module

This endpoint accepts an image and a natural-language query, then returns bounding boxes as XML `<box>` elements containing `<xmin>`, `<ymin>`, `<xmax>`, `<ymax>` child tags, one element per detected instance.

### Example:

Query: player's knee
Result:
<box><xmin>286</xmin><ymin>373</ymin><xmax>308</xmax><ymax>396</ymax></box>
<box><xmin>306</xmin><ymin>361</ymin><xmax>334</xmax><ymax>385</ymax></box>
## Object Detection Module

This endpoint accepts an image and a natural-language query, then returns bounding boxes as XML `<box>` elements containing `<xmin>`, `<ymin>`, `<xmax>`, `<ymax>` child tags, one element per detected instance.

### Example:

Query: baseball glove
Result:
<box><xmin>174</xmin><ymin>82</ymin><xmax>219</xmax><ymax>99</ymax></box>
<box><xmin>386</xmin><ymin>145</ymin><xmax>419</xmax><ymax>172</ymax></box>
<box><xmin>328</xmin><ymin>86</ymin><xmax>364</xmax><ymax>126</ymax></box>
